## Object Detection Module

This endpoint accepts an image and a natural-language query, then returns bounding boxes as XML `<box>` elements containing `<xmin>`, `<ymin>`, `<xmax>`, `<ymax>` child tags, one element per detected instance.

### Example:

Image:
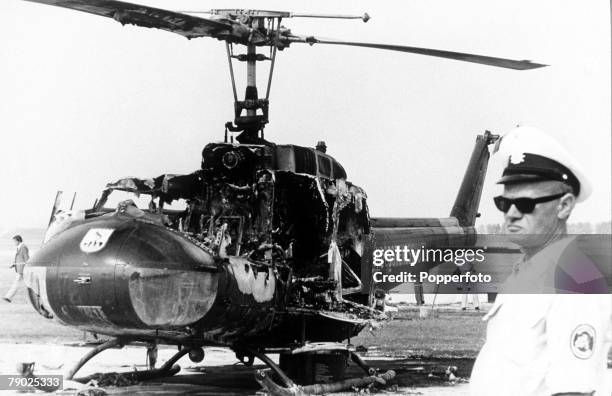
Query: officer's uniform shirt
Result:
<box><xmin>470</xmin><ymin>237</ymin><xmax>612</xmax><ymax>396</ymax></box>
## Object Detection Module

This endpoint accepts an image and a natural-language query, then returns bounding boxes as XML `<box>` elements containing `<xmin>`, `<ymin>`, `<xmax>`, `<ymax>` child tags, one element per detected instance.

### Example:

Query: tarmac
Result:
<box><xmin>0</xmin><ymin>343</ymin><xmax>470</xmax><ymax>395</ymax></box>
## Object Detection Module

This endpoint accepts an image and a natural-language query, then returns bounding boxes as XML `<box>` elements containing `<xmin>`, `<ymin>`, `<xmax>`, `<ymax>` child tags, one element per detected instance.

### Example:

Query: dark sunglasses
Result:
<box><xmin>493</xmin><ymin>193</ymin><xmax>566</xmax><ymax>214</ymax></box>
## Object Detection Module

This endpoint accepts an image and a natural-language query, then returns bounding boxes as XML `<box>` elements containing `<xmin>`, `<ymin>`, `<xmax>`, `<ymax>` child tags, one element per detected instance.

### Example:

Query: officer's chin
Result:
<box><xmin>504</xmin><ymin>226</ymin><xmax>529</xmax><ymax>245</ymax></box>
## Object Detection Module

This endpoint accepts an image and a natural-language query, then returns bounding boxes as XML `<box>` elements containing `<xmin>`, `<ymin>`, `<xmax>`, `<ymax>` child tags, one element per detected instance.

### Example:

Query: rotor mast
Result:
<box><xmin>246</xmin><ymin>44</ymin><xmax>257</xmax><ymax>118</ymax></box>
<box><xmin>221</xmin><ymin>11</ymin><xmax>368</xmax><ymax>144</ymax></box>
<box><xmin>224</xmin><ymin>14</ymin><xmax>272</xmax><ymax>144</ymax></box>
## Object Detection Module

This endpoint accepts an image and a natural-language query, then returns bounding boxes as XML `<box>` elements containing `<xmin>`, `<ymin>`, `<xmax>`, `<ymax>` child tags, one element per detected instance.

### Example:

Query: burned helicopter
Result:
<box><xmin>20</xmin><ymin>0</ymin><xmax>546</xmax><ymax>393</ymax></box>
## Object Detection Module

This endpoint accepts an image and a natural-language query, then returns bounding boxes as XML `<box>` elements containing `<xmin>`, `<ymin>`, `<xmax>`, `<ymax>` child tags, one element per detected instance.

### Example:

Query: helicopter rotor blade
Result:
<box><xmin>287</xmin><ymin>37</ymin><xmax>547</xmax><ymax>70</ymax></box>
<box><xmin>22</xmin><ymin>0</ymin><xmax>265</xmax><ymax>44</ymax></box>
<box><xmin>21</xmin><ymin>1</ymin><xmax>547</xmax><ymax>70</ymax></box>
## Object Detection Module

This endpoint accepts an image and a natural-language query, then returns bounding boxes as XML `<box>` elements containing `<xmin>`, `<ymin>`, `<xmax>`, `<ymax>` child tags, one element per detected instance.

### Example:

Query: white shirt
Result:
<box><xmin>470</xmin><ymin>237</ymin><xmax>612</xmax><ymax>396</ymax></box>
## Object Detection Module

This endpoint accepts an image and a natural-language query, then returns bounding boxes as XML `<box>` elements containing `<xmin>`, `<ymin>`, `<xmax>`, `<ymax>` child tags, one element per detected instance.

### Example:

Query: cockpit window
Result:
<box><xmin>101</xmin><ymin>191</ymin><xmax>154</xmax><ymax>210</ymax></box>
<box><xmin>164</xmin><ymin>198</ymin><xmax>187</xmax><ymax>211</ymax></box>
<box><xmin>99</xmin><ymin>190</ymin><xmax>187</xmax><ymax>212</ymax></box>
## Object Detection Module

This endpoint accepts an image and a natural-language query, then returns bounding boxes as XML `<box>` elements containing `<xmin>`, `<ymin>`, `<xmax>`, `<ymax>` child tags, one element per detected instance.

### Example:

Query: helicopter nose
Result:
<box><xmin>29</xmin><ymin>216</ymin><xmax>219</xmax><ymax>330</ymax></box>
<box><xmin>116</xmin><ymin>221</ymin><xmax>219</xmax><ymax>328</ymax></box>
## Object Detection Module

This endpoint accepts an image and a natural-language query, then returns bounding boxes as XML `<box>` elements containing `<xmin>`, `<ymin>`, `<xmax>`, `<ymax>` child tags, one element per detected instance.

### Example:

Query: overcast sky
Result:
<box><xmin>0</xmin><ymin>0</ymin><xmax>610</xmax><ymax>230</ymax></box>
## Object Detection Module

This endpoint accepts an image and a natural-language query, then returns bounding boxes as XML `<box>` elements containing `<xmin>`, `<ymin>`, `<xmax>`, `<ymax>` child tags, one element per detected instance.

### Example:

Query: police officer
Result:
<box><xmin>470</xmin><ymin>126</ymin><xmax>611</xmax><ymax>396</ymax></box>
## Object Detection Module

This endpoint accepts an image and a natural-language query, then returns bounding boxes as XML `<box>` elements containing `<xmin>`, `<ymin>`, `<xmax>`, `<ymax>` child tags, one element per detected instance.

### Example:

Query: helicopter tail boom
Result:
<box><xmin>450</xmin><ymin>131</ymin><xmax>499</xmax><ymax>227</ymax></box>
<box><xmin>359</xmin><ymin>132</ymin><xmax>499</xmax><ymax>296</ymax></box>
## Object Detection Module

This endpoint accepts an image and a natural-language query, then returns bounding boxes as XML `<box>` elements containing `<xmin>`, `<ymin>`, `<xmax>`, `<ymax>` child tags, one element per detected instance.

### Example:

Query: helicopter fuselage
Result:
<box><xmin>25</xmin><ymin>131</ymin><xmax>498</xmax><ymax>352</ymax></box>
<box><xmin>26</xmin><ymin>141</ymin><xmax>376</xmax><ymax>348</ymax></box>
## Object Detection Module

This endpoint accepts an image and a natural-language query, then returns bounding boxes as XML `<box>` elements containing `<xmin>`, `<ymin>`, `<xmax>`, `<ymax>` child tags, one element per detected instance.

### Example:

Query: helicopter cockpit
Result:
<box><xmin>78</xmin><ymin>141</ymin><xmax>370</xmax><ymax>308</ymax></box>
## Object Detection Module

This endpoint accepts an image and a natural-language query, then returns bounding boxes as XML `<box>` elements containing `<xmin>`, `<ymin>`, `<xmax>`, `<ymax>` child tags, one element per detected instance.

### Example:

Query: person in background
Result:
<box><xmin>454</xmin><ymin>260</ymin><xmax>480</xmax><ymax>310</ymax></box>
<box><xmin>3</xmin><ymin>235</ymin><xmax>29</xmax><ymax>303</ymax></box>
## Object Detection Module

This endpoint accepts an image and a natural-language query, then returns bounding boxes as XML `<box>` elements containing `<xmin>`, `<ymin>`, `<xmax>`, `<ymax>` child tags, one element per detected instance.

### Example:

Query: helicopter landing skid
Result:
<box><xmin>256</xmin><ymin>368</ymin><xmax>396</xmax><ymax>396</ymax></box>
<box><xmin>69</xmin><ymin>339</ymin><xmax>190</xmax><ymax>385</ymax></box>
<box><xmin>15</xmin><ymin>338</ymin><xmax>190</xmax><ymax>392</ymax></box>
<box><xmin>247</xmin><ymin>346</ymin><xmax>396</xmax><ymax>396</ymax></box>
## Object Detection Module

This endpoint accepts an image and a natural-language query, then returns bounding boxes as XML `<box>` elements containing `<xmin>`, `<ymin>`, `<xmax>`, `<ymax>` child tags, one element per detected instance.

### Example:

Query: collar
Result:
<box><xmin>501</xmin><ymin>236</ymin><xmax>575</xmax><ymax>293</ymax></box>
<box><xmin>514</xmin><ymin>236</ymin><xmax>575</xmax><ymax>279</ymax></box>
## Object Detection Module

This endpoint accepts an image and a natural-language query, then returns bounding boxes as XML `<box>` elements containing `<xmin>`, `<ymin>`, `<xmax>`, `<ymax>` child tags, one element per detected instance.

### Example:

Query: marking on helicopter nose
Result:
<box><xmin>80</xmin><ymin>228</ymin><xmax>114</xmax><ymax>253</ymax></box>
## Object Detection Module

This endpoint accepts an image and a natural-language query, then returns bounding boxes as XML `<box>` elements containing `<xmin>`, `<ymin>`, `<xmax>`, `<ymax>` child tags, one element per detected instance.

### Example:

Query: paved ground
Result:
<box><xmin>0</xmin><ymin>343</ymin><xmax>470</xmax><ymax>395</ymax></box>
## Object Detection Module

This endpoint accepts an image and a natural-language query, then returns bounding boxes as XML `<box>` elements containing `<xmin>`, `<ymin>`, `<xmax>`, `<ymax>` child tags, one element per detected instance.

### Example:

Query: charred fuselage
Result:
<box><xmin>26</xmin><ymin>131</ymin><xmax>498</xmax><ymax>352</ymax></box>
<box><xmin>26</xmin><ymin>142</ymin><xmax>379</xmax><ymax>349</ymax></box>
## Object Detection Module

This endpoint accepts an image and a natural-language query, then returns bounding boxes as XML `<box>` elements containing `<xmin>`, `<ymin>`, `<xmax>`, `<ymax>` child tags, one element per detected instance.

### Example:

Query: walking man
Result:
<box><xmin>470</xmin><ymin>126</ymin><xmax>611</xmax><ymax>396</ymax></box>
<box><xmin>4</xmin><ymin>235</ymin><xmax>29</xmax><ymax>303</ymax></box>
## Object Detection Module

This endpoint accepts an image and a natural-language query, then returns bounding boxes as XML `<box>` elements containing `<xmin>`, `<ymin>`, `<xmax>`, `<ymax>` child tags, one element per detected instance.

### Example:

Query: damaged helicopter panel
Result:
<box><xmin>34</xmin><ymin>142</ymin><xmax>382</xmax><ymax>344</ymax></box>
<box><xmin>95</xmin><ymin>142</ymin><xmax>370</xmax><ymax>294</ymax></box>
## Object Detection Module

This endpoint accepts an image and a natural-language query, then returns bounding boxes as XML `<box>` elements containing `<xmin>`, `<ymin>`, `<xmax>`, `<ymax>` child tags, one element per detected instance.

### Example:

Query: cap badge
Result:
<box><xmin>570</xmin><ymin>324</ymin><xmax>595</xmax><ymax>359</ymax></box>
<box><xmin>509</xmin><ymin>152</ymin><xmax>525</xmax><ymax>164</ymax></box>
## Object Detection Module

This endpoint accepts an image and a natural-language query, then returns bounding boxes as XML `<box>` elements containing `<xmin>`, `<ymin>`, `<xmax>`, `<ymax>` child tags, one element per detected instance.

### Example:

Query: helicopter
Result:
<box><xmin>17</xmin><ymin>0</ymin><xmax>546</xmax><ymax>394</ymax></box>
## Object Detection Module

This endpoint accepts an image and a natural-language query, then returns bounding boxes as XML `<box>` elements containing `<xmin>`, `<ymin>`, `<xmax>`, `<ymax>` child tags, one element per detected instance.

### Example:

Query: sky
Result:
<box><xmin>0</xmin><ymin>0</ymin><xmax>610</xmax><ymax>230</ymax></box>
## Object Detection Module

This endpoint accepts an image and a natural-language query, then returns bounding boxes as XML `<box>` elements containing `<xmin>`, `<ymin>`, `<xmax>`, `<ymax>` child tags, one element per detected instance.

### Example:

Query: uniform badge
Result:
<box><xmin>570</xmin><ymin>324</ymin><xmax>595</xmax><ymax>359</ymax></box>
<box><xmin>80</xmin><ymin>228</ymin><xmax>114</xmax><ymax>253</ymax></box>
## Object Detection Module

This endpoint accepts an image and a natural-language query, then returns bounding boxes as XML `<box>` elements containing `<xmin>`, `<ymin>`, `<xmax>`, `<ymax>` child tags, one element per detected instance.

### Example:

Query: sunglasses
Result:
<box><xmin>493</xmin><ymin>193</ymin><xmax>566</xmax><ymax>214</ymax></box>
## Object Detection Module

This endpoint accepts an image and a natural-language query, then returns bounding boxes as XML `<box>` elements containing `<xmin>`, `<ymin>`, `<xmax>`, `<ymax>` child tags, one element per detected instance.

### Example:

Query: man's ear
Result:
<box><xmin>557</xmin><ymin>193</ymin><xmax>576</xmax><ymax>220</ymax></box>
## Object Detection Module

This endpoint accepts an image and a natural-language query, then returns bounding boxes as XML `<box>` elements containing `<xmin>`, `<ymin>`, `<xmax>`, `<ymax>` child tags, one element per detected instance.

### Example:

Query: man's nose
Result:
<box><xmin>505</xmin><ymin>204</ymin><xmax>523</xmax><ymax>220</ymax></box>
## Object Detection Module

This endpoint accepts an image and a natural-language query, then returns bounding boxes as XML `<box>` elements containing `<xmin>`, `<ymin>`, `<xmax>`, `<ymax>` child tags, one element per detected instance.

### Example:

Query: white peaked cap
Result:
<box><xmin>495</xmin><ymin>125</ymin><xmax>592</xmax><ymax>202</ymax></box>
